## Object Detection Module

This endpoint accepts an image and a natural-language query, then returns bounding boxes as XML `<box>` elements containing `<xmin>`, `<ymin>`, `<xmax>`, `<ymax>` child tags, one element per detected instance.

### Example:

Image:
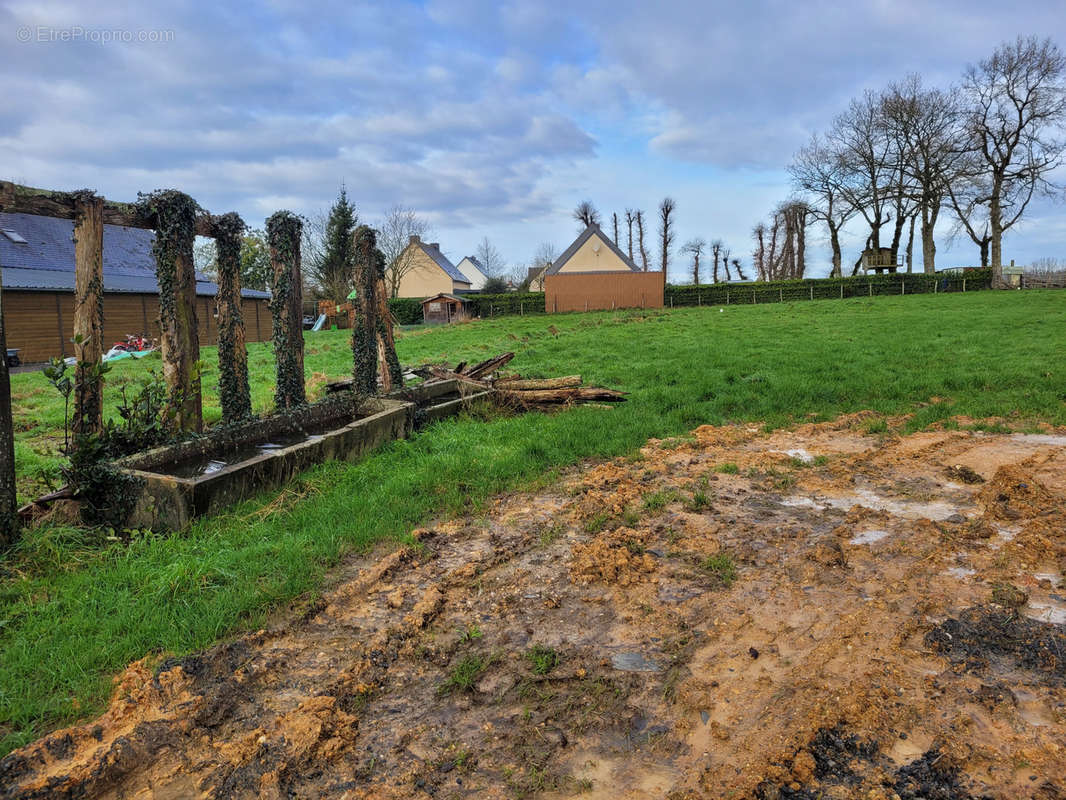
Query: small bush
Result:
<box><xmin>526</xmin><ymin>644</ymin><xmax>559</xmax><ymax>675</ymax></box>
<box><xmin>701</xmin><ymin>552</ymin><xmax>738</xmax><ymax>587</ymax></box>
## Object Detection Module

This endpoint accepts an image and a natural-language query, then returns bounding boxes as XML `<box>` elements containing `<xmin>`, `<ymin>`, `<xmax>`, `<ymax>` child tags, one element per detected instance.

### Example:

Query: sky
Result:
<box><xmin>2</xmin><ymin>0</ymin><xmax>1065</xmax><ymax>281</ymax></box>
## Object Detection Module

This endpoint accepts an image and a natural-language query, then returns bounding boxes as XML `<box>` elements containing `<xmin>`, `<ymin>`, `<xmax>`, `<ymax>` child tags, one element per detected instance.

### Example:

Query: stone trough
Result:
<box><xmin>120</xmin><ymin>396</ymin><xmax>411</xmax><ymax>531</ymax></box>
<box><xmin>119</xmin><ymin>380</ymin><xmax>495</xmax><ymax>531</ymax></box>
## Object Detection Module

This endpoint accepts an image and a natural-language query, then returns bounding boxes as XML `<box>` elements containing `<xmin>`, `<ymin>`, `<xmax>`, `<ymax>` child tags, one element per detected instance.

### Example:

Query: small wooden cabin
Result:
<box><xmin>421</xmin><ymin>293</ymin><xmax>469</xmax><ymax>324</ymax></box>
<box><xmin>860</xmin><ymin>247</ymin><xmax>900</xmax><ymax>274</ymax></box>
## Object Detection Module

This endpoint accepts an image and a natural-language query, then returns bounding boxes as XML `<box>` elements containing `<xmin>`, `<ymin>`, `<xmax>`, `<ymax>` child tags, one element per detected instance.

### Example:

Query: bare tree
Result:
<box><xmin>378</xmin><ymin>205</ymin><xmax>432</xmax><ymax>298</ymax></box>
<box><xmin>732</xmin><ymin>257</ymin><xmax>748</xmax><ymax>281</ymax></box>
<box><xmin>947</xmin><ymin>171</ymin><xmax>994</xmax><ymax>266</ymax></box>
<box><xmin>828</xmin><ymin>91</ymin><xmax>897</xmax><ymax>273</ymax></box>
<box><xmin>475</xmin><ymin>237</ymin><xmax>505</xmax><ymax>276</ymax></box>
<box><xmin>573</xmin><ymin>200</ymin><xmax>601</xmax><ymax>230</ymax></box>
<box><xmin>710</xmin><ymin>239</ymin><xmax>723</xmax><ymax>283</ymax></box>
<box><xmin>753</xmin><ymin>202</ymin><xmax>809</xmax><ymax>280</ymax></box>
<box><xmin>624</xmin><ymin>209</ymin><xmax>636</xmax><ymax>261</ymax></box>
<box><xmin>789</xmin><ymin>134</ymin><xmax>858</xmax><ymax>277</ymax></box>
<box><xmin>612</xmin><ymin>212</ymin><xmax>620</xmax><ymax>246</ymax></box>
<box><xmin>635</xmin><ymin>210</ymin><xmax>649</xmax><ymax>270</ymax></box>
<box><xmin>881</xmin><ymin>75</ymin><xmax>969</xmax><ymax>273</ymax></box>
<box><xmin>681</xmin><ymin>238</ymin><xmax>706</xmax><ymax>285</ymax></box>
<box><xmin>752</xmin><ymin>223</ymin><xmax>767</xmax><ymax>279</ymax></box>
<box><xmin>520</xmin><ymin>241</ymin><xmax>558</xmax><ymax>290</ymax></box>
<box><xmin>959</xmin><ymin>36</ymin><xmax>1066</xmax><ymax>272</ymax></box>
<box><xmin>658</xmin><ymin>197</ymin><xmax>676</xmax><ymax>287</ymax></box>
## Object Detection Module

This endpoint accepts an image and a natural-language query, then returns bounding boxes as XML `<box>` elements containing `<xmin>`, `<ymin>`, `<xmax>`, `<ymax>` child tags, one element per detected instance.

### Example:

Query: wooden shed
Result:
<box><xmin>421</xmin><ymin>293</ymin><xmax>469</xmax><ymax>324</ymax></box>
<box><xmin>0</xmin><ymin>211</ymin><xmax>272</xmax><ymax>363</ymax></box>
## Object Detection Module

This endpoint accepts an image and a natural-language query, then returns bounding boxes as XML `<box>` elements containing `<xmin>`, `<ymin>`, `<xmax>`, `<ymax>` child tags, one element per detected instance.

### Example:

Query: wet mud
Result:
<box><xmin>3</xmin><ymin>414</ymin><xmax>1066</xmax><ymax>798</ymax></box>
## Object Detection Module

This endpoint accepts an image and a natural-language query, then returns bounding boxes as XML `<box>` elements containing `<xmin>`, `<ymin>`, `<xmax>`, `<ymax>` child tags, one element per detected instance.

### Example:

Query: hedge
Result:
<box><xmin>387</xmin><ymin>270</ymin><xmax>993</xmax><ymax>324</ymax></box>
<box><xmin>665</xmin><ymin>269</ymin><xmax>994</xmax><ymax>307</ymax></box>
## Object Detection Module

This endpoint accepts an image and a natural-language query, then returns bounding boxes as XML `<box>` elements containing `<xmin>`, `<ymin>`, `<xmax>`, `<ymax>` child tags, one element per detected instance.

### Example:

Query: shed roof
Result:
<box><xmin>0</xmin><ymin>211</ymin><xmax>270</xmax><ymax>298</ymax></box>
<box><xmin>421</xmin><ymin>292</ymin><xmax>469</xmax><ymax>305</ymax></box>
<box><xmin>545</xmin><ymin>223</ymin><xmax>641</xmax><ymax>275</ymax></box>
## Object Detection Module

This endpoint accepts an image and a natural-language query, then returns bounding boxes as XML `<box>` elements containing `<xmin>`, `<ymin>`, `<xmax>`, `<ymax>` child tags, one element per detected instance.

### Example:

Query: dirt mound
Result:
<box><xmin>5</xmin><ymin>418</ymin><xmax>1066</xmax><ymax>799</ymax></box>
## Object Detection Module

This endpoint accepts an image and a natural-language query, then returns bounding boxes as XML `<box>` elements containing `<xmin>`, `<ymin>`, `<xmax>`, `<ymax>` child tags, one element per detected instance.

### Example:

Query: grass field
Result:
<box><xmin>1</xmin><ymin>290</ymin><xmax>1064</xmax><ymax>755</ymax></box>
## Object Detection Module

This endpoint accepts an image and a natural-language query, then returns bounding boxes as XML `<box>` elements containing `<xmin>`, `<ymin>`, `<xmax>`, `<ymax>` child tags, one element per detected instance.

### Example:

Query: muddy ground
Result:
<box><xmin>3</xmin><ymin>413</ymin><xmax>1066</xmax><ymax>799</ymax></box>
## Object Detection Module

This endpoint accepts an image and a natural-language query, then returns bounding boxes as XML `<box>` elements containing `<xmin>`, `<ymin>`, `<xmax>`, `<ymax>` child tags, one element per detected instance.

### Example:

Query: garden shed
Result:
<box><xmin>421</xmin><ymin>293</ymin><xmax>469</xmax><ymax>324</ymax></box>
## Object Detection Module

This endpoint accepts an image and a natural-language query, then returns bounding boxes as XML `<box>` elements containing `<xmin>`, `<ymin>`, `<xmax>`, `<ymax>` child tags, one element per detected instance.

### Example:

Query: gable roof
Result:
<box><xmin>422</xmin><ymin>292</ymin><xmax>469</xmax><ymax>304</ymax></box>
<box><xmin>413</xmin><ymin>239</ymin><xmax>470</xmax><ymax>284</ymax></box>
<box><xmin>457</xmin><ymin>255</ymin><xmax>488</xmax><ymax>278</ymax></box>
<box><xmin>545</xmin><ymin>223</ymin><xmax>641</xmax><ymax>275</ymax></box>
<box><xmin>0</xmin><ymin>211</ymin><xmax>270</xmax><ymax>298</ymax></box>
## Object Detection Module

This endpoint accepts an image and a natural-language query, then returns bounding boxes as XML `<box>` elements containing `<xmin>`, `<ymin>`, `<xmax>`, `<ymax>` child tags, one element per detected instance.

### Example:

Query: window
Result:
<box><xmin>429</xmin><ymin>302</ymin><xmax>442</xmax><ymax>311</ymax></box>
<box><xmin>2</xmin><ymin>229</ymin><xmax>27</xmax><ymax>244</ymax></box>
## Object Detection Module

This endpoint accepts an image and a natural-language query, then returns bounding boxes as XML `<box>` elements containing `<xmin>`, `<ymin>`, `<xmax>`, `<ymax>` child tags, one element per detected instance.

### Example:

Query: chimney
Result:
<box><xmin>430</xmin><ymin>242</ymin><xmax>440</xmax><ymax>251</ymax></box>
<box><xmin>409</xmin><ymin>234</ymin><xmax>421</xmax><ymax>245</ymax></box>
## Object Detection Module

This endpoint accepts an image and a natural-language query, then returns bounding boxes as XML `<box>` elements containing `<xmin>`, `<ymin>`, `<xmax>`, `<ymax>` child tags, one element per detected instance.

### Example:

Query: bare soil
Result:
<box><xmin>3</xmin><ymin>414</ymin><xmax>1066</xmax><ymax>799</ymax></box>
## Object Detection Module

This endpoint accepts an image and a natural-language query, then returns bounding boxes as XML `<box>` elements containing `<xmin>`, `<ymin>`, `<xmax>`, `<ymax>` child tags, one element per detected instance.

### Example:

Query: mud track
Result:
<box><xmin>3</xmin><ymin>414</ymin><xmax>1066</xmax><ymax>799</ymax></box>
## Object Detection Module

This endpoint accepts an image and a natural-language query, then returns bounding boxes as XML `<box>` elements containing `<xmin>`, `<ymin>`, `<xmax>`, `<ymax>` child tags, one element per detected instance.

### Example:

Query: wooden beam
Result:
<box><xmin>72</xmin><ymin>193</ymin><xmax>104</xmax><ymax>436</ymax></box>
<box><xmin>0</xmin><ymin>181</ymin><xmax>214</xmax><ymax>236</ymax></box>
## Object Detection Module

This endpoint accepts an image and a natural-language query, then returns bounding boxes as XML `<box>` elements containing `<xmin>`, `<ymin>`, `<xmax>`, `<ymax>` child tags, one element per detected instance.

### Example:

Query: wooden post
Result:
<box><xmin>0</xmin><ymin>270</ymin><xmax>19</xmax><ymax>546</ymax></box>
<box><xmin>810</xmin><ymin>285</ymin><xmax>813</xmax><ymax>301</ymax></box>
<box><xmin>840</xmin><ymin>284</ymin><xmax>843</xmax><ymax>299</ymax></box>
<box><xmin>72</xmin><ymin>192</ymin><xmax>104</xmax><ymax>436</ymax></box>
<box><xmin>137</xmin><ymin>190</ymin><xmax>203</xmax><ymax>432</ymax></box>
<box><xmin>212</xmin><ymin>213</ymin><xmax>251</xmax><ymax>422</ymax></box>
<box><xmin>267</xmin><ymin>211</ymin><xmax>306</xmax><ymax>409</ymax></box>
<box><xmin>963</xmin><ymin>278</ymin><xmax>967</xmax><ymax>292</ymax></box>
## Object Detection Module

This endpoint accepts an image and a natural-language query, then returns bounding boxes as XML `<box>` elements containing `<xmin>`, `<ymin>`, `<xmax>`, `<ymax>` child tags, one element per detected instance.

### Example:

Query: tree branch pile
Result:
<box><xmin>414</xmin><ymin>352</ymin><xmax>627</xmax><ymax>410</ymax></box>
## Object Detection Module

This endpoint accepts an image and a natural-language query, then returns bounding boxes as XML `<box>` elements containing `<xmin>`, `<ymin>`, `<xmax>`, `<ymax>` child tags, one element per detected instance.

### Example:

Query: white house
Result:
<box><xmin>455</xmin><ymin>255</ymin><xmax>491</xmax><ymax>290</ymax></box>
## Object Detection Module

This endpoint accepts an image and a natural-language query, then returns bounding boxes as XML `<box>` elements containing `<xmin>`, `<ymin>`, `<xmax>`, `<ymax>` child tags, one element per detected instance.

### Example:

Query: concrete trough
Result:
<box><xmin>395</xmin><ymin>378</ymin><xmax>495</xmax><ymax>426</ymax></box>
<box><xmin>120</xmin><ymin>397</ymin><xmax>413</xmax><ymax>531</ymax></box>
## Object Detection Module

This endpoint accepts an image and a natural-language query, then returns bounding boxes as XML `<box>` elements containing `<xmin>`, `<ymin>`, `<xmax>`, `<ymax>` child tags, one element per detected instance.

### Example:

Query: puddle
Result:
<box><xmin>1009</xmin><ymin>434</ymin><xmax>1066</xmax><ymax>447</ymax></box>
<box><xmin>1025</xmin><ymin>599</ymin><xmax>1066</xmax><ymax>625</ymax></box>
<box><xmin>782</xmin><ymin>489</ymin><xmax>965</xmax><ymax>522</ymax></box>
<box><xmin>163</xmin><ymin>432</ymin><xmax>324</xmax><ymax>478</ymax></box>
<box><xmin>611</xmin><ymin>652</ymin><xmax>662</xmax><ymax>673</ymax></box>
<box><xmin>849</xmin><ymin>529</ymin><xmax>891</xmax><ymax>545</ymax></box>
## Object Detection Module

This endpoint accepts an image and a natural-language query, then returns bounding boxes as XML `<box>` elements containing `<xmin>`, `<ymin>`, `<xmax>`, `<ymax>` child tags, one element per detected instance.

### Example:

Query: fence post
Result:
<box><xmin>868</xmin><ymin>282</ymin><xmax>872</xmax><ymax>297</ymax></box>
<box><xmin>521</xmin><ymin>301</ymin><xmax>524</xmax><ymax>315</ymax></box>
<box><xmin>810</xmin><ymin>285</ymin><xmax>813</xmax><ymax>301</ymax></box>
<box><xmin>840</xmin><ymin>285</ymin><xmax>843</xmax><ymax>300</ymax></box>
<box><xmin>963</xmin><ymin>278</ymin><xmax>966</xmax><ymax>292</ymax></box>
<box><xmin>752</xmin><ymin>290</ymin><xmax>756</xmax><ymax>304</ymax></box>
<box><xmin>726</xmin><ymin>291</ymin><xmax>730</xmax><ymax>305</ymax></box>
<box><xmin>698</xmin><ymin>292</ymin><xmax>701</xmax><ymax>306</ymax></box>
<box><xmin>901</xmin><ymin>280</ymin><xmax>904</xmax><ymax>296</ymax></box>
<box><xmin>779</xmin><ymin>288</ymin><xmax>783</xmax><ymax>302</ymax></box>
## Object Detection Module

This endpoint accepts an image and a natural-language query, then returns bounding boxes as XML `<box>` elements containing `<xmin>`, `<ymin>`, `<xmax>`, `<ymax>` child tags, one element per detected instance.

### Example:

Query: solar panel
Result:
<box><xmin>2</xmin><ymin>229</ymin><xmax>27</xmax><ymax>244</ymax></box>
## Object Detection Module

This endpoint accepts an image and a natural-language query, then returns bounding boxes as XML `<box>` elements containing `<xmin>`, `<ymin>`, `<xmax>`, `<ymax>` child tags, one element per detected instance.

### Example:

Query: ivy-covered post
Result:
<box><xmin>71</xmin><ymin>191</ymin><xmax>104</xmax><ymax>435</ymax></box>
<box><xmin>266</xmin><ymin>211</ymin><xmax>306</xmax><ymax>409</ymax></box>
<box><xmin>0</xmin><ymin>270</ymin><xmax>19</xmax><ymax>547</ymax></box>
<box><xmin>212</xmin><ymin>212</ymin><xmax>252</xmax><ymax>422</ymax></box>
<box><xmin>372</xmin><ymin>237</ymin><xmax>402</xmax><ymax>391</ymax></box>
<box><xmin>351</xmin><ymin>225</ymin><xmax>378</xmax><ymax>395</ymax></box>
<box><xmin>136</xmin><ymin>190</ymin><xmax>203</xmax><ymax>432</ymax></box>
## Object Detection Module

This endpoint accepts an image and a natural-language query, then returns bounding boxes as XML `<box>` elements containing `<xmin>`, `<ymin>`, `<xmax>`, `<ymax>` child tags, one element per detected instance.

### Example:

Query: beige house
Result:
<box><xmin>545</xmin><ymin>223</ymin><xmax>642</xmax><ymax>276</ymax></box>
<box><xmin>393</xmin><ymin>235</ymin><xmax>472</xmax><ymax>298</ymax></box>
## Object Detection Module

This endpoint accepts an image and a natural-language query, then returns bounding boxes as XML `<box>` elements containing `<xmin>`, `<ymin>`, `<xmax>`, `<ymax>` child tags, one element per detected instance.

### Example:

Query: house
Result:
<box><xmin>545</xmin><ymin>222</ymin><xmax>642</xmax><ymax>276</ymax></box>
<box><xmin>0</xmin><ymin>211</ymin><xmax>271</xmax><ymax>363</ymax></box>
<box><xmin>393</xmin><ymin>235</ymin><xmax>471</xmax><ymax>298</ymax></box>
<box><xmin>455</xmin><ymin>255</ymin><xmax>490</xmax><ymax>290</ymax></box>
<box><xmin>542</xmin><ymin>222</ymin><xmax>663</xmax><ymax>312</ymax></box>
<box><xmin>421</xmin><ymin>292</ymin><xmax>469</xmax><ymax>324</ymax></box>
<box><xmin>526</xmin><ymin>264</ymin><xmax>549</xmax><ymax>291</ymax></box>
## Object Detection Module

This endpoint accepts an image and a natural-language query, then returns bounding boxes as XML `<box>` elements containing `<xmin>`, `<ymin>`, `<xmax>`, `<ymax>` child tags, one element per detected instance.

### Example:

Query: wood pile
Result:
<box><xmin>414</xmin><ymin>352</ymin><xmax>627</xmax><ymax>409</ymax></box>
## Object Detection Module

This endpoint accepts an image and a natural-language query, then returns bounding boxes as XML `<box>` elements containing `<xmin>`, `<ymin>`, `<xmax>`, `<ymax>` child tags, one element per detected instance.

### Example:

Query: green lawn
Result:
<box><xmin>1</xmin><ymin>291</ymin><xmax>1065</xmax><ymax>754</ymax></box>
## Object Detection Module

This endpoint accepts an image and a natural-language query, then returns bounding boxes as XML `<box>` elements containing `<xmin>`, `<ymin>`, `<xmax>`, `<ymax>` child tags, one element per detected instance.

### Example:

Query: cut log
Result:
<box><xmin>464</xmin><ymin>352</ymin><xmax>515</xmax><ymax>379</ymax></box>
<box><xmin>495</xmin><ymin>376</ymin><xmax>581</xmax><ymax>391</ymax></box>
<box><xmin>499</xmin><ymin>387</ymin><xmax>626</xmax><ymax>405</ymax></box>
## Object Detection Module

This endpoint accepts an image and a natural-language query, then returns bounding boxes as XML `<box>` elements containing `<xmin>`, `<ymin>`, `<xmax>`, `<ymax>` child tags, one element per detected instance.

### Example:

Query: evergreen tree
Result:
<box><xmin>313</xmin><ymin>186</ymin><xmax>357</xmax><ymax>301</ymax></box>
